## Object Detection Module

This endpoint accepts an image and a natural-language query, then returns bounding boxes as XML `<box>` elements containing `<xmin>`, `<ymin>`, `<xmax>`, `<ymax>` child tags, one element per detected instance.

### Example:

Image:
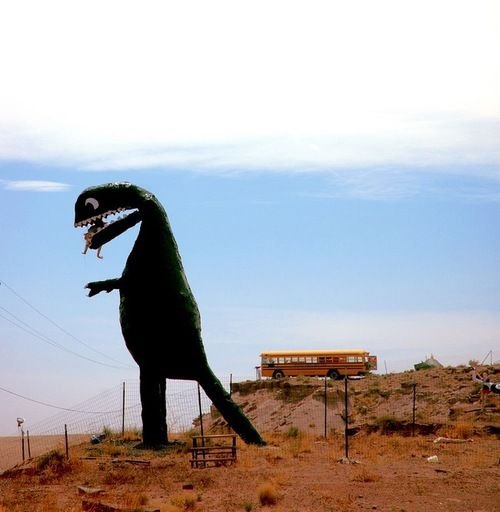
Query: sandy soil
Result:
<box><xmin>1</xmin><ymin>366</ymin><xmax>498</xmax><ymax>511</ymax></box>
<box><xmin>0</xmin><ymin>433</ymin><xmax>499</xmax><ymax>512</ymax></box>
<box><xmin>0</xmin><ymin>435</ymin><xmax>88</xmax><ymax>474</ymax></box>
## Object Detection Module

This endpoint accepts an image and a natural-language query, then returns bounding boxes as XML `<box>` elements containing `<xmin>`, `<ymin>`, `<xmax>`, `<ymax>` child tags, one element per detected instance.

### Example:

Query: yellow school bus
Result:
<box><xmin>258</xmin><ymin>349</ymin><xmax>377</xmax><ymax>380</ymax></box>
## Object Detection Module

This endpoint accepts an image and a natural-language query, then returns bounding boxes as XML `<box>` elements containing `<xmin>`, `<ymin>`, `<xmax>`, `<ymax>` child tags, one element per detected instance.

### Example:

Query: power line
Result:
<box><xmin>0</xmin><ymin>384</ymin><xmax>132</xmax><ymax>415</ymax></box>
<box><xmin>0</xmin><ymin>278</ymin><xmax>132</xmax><ymax>369</ymax></box>
<box><xmin>0</xmin><ymin>310</ymin><xmax>132</xmax><ymax>370</ymax></box>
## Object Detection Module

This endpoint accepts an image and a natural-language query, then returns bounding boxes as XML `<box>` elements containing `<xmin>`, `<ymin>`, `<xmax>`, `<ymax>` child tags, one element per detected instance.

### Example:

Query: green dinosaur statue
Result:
<box><xmin>74</xmin><ymin>182</ymin><xmax>265</xmax><ymax>447</ymax></box>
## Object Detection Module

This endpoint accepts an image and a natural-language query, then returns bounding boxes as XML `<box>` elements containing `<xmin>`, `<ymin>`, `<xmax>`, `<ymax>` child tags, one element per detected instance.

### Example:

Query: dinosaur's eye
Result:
<box><xmin>85</xmin><ymin>197</ymin><xmax>99</xmax><ymax>210</ymax></box>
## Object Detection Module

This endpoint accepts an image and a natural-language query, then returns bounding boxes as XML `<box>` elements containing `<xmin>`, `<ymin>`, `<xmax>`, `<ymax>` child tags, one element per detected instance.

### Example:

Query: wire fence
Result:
<box><xmin>1</xmin><ymin>368</ymin><xmax>498</xmax><ymax>473</ymax></box>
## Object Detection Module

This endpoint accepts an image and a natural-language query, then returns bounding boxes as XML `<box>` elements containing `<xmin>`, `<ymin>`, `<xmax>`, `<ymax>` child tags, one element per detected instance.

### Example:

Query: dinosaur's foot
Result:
<box><xmin>134</xmin><ymin>440</ymin><xmax>184</xmax><ymax>451</ymax></box>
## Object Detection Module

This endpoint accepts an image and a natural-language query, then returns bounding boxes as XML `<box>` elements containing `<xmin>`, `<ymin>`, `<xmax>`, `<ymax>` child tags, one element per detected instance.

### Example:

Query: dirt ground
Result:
<box><xmin>1</xmin><ymin>366</ymin><xmax>498</xmax><ymax>511</ymax></box>
<box><xmin>0</xmin><ymin>432</ymin><xmax>499</xmax><ymax>512</ymax></box>
<box><xmin>0</xmin><ymin>435</ymin><xmax>89</xmax><ymax>474</ymax></box>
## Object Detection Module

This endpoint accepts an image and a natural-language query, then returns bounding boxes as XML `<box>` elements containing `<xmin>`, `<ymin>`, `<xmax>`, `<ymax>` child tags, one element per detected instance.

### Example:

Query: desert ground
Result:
<box><xmin>1</xmin><ymin>365</ymin><xmax>499</xmax><ymax>511</ymax></box>
<box><xmin>0</xmin><ymin>431</ymin><xmax>499</xmax><ymax>512</ymax></box>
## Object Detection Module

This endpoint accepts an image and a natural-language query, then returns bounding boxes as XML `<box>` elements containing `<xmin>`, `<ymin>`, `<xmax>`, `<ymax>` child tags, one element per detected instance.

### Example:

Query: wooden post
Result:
<box><xmin>64</xmin><ymin>424</ymin><xmax>69</xmax><ymax>459</ymax></box>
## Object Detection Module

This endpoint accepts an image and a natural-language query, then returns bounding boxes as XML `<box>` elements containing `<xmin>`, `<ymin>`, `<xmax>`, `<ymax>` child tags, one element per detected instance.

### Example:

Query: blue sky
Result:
<box><xmin>1</xmin><ymin>0</ymin><xmax>499</xmax><ymax>435</ymax></box>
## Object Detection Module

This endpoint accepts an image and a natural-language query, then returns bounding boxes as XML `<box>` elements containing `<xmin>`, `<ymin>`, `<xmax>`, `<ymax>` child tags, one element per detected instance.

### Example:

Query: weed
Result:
<box><xmin>351</xmin><ymin>466</ymin><xmax>381</xmax><ymax>483</ymax></box>
<box><xmin>36</xmin><ymin>449</ymin><xmax>71</xmax><ymax>476</ymax></box>
<box><xmin>446</xmin><ymin>420</ymin><xmax>474</xmax><ymax>439</ymax></box>
<box><xmin>257</xmin><ymin>482</ymin><xmax>278</xmax><ymax>506</ymax></box>
<box><xmin>242</xmin><ymin>501</ymin><xmax>253</xmax><ymax>511</ymax></box>
<box><xmin>374</xmin><ymin>415</ymin><xmax>400</xmax><ymax>434</ymax></box>
<box><xmin>171</xmin><ymin>491</ymin><xmax>197</xmax><ymax>510</ymax></box>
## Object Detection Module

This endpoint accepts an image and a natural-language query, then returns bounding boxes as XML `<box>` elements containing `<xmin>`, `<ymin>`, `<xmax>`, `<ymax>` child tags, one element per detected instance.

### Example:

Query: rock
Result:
<box><xmin>78</xmin><ymin>486</ymin><xmax>104</xmax><ymax>496</ymax></box>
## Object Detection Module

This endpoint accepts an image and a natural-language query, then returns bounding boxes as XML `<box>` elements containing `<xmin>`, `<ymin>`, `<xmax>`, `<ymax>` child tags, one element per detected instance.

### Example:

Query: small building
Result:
<box><xmin>414</xmin><ymin>354</ymin><xmax>443</xmax><ymax>371</ymax></box>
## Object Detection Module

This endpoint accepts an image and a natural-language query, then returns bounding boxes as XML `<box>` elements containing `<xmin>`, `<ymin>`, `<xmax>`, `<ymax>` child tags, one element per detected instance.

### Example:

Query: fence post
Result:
<box><xmin>229</xmin><ymin>373</ymin><xmax>233</xmax><ymax>397</ymax></box>
<box><xmin>27</xmin><ymin>430</ymin><xmax>31</xmax><ymax>459</ymax></box>
<box><xmin>324</xmin><ymin>377</ymin><xmax>327</xmax><ymax>439</ymax></box>
<box><xmin>122</xmin><ymin>381</ymin><xmax>126</xmax><ymax>436</ymax></box>
<box><xmin>344</xmin><ymin>377</ymin><xmax>349</xmax><ymax>460</ymax></box>
<box><xmin>412</xmin><ymin>383</ymin><xmax>417</xmax><ymax>437</ymax></box>
<box><xmin>64</xmin><ymin>424</ymin><xmax>69</xmax><ymax>459</ymax></box>
<box><xmin>197</xmin><ymin>383</ymin><xmax>205</xmax><ymax>440</ymax></box>
<box><xmin>21</xmin><ymin>429</ymin><xmax>25</xmax><ymax>462</ymax></box>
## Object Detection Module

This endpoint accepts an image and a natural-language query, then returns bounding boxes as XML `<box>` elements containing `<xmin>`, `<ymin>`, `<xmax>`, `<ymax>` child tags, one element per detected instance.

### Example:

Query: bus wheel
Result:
<box><xmin>273</xmin><ymin>370</ymin><xmax>285</xmax><ymax>379</ymax></box>
<box><xmin>327</xmin><ymin>369</ymin><xmax>340</xmax><ymax>380</ymax></box>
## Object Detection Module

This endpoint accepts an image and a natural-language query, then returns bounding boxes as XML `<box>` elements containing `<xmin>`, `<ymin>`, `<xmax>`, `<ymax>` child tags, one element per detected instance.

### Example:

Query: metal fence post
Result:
<box><xmin>412</xmin><ymin>383</ymin><xmax>417</xmax><ymax>436</ymax></box>
<box><xmin>21</xmin><ymin>429</ymin><xmax>25</xmax><ymax>462</ymax></box>
<box><xmin>122</xmin><ymin>381</ymin><xmax>126</xmax><ymax>436</ymax></box>
<box><xmin>344</xmin><ymin>377</ymin><xmax>349</xmax><ymax>459</ymax></box>
<box><xmin>64</xmin><ymin>424</ymin><xmax>69</xmax><ymax>459</ymax></box>
<box><xmin>324</xmin><ymin>377</ymin><xmax>328</xmax><ymax>439</ymax></box>
<box><xmin>27</xmin><ymin>430</ymin><xmax>31</xmax><ymax>459</ymax></box>
<box><xmin>197</xmin><ymin>383</ymin><xmax>205</xmax><ymax>440</ymax></box>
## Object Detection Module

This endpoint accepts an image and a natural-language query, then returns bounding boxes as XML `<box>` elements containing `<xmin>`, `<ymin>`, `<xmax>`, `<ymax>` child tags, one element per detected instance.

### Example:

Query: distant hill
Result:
<box><xmin>198</xmin><ymin>365</ymin><xmax>500</xmax><ymax>437</ymax></box>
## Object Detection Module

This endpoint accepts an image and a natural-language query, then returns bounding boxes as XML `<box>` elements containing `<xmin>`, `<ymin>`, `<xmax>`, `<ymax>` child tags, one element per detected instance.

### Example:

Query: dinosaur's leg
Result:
<box><xmin>139</xmin><ymin>369</ymin><xmax>168</xmax><ymax>447</ymax></box>
<box><xmin>198</xmin><ymin>368</ymin><xmax>266</xmax><ymax>446</ymax></box>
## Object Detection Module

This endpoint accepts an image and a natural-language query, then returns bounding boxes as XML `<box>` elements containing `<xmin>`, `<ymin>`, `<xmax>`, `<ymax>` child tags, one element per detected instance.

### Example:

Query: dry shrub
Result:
<box><xmin>120</xmin><ymin>429</ymin><xmax>142</xmax><ymax>442</ymax></box>
<box><xmin>170</xmin><ymin>491</ymin><xmax>198</xmax><ymax>510</ymax></box>
<box><xmin>36</xmin><ymin>450</ymin><xmax>66</xmax><ymax>472</ymax></box>
<box><xmin>102</xmin><ymin>467</ymin><xmax>139</xmax><ymax>485</ymax></box>
<box><xmin>35</xmin><ymin>449</ymin><xmax>76</xmax><ymax>481</ymax></box>
<box><xmin>123</xmin><ymin>492</ymin><xmax>149</xmax><ymax>509</ymax></box>
<box><xmin>351</xmin><ymin>466</ymin><xmax>381</xmax><ymax>483</ymax></box>
<box><xmin>448</xmin><ymin>420</ymin><xmax>474</xmax><ymax>439</ymax></box>
<box><xmin>258</xmin><ymin>482</ymin><xmax>278</xmax><ymax>506</ymax></box>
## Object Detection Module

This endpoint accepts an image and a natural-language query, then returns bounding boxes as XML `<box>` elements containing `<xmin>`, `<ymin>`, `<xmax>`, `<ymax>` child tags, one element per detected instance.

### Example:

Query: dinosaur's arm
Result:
<box><xmin>90</xmin><ymin>210</ymin><xmax>142</xmax><ymax>249</ymax></box>
<box><xmin>85</xmin><ymin>278</ymin><xmax>121</xmax><ymax>297</ymax></box>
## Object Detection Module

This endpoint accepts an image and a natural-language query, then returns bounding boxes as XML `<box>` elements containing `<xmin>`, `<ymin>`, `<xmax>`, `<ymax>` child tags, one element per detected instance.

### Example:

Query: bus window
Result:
<box><xmin>278</xmin><ymin>357</ymin><xmax>285</xmax><ymax>364</ymax></box>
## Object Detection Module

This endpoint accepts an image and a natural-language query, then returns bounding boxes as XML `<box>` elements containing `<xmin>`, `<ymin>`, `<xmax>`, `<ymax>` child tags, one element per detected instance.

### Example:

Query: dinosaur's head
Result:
<box><xmin>74</xmin><ymin>182</ymin><xmax>153</xmax><ymax>251</ymax></box>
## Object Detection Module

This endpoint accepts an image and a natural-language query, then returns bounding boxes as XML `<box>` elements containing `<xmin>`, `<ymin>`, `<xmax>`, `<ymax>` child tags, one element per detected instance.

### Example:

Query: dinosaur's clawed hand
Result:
<box><xmin>85</xmin><ymin>281</ymin><xmax>111</xmax><ymax>297</ymax></box>
<box><xmin>85</xmin><ymin>282</ymin><xmax>102</xmax><ymax>297</ymax></box>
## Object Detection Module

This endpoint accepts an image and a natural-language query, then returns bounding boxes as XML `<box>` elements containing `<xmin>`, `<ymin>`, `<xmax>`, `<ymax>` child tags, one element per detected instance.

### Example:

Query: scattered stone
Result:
<box><xmin>338</xmin><ymin>457</ymin><xmax>360</xmax><ymax>464</ymax></box>
<box><xmin>78</xmin><ymin>486</ymin><xmax>104</xmax><ymax>496</ymax></box>
<box><xmin>433</xmin><ymin>437</ymin><xmax>473</xmax><ymax>444</ymax></box>
<box><xmin>182</xmin><ymin>483</ymin><xmax>194</xmax><ymax>490</ymax></box>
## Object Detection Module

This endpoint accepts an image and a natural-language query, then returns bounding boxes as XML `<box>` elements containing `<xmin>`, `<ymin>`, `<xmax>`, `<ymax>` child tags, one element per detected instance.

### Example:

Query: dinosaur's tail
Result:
<box><xmin>198</xmin><ymin>369</ymin><xmax>266</xmax><ymax>446</ymax></box>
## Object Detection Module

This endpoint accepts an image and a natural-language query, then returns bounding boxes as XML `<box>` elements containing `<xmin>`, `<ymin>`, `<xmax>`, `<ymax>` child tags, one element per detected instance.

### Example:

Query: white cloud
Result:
<box><xmin>1</xmin><ymin>180</ymin><xmax>70</xmax><ymax>192</ymax></box>
<box><xmin>0</xmin><ymin>1</ymin><xmax>499</xmax><ymax>178</ymax></box>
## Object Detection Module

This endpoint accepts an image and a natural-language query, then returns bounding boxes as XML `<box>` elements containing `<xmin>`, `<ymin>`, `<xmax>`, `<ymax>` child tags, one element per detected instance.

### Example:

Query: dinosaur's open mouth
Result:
<box><xmin>75</xmin><ymin>208</ymin><xmax>137</xmax><ymax>248</ymax></box>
